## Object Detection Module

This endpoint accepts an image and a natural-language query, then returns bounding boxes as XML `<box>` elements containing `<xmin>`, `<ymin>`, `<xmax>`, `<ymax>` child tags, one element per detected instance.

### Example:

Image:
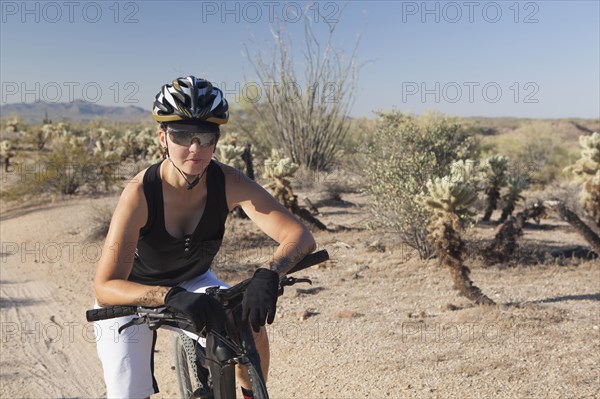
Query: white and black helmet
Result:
<box><xmin>152</xmin><ymin>76</ymin><xmax>229</xmax><ymax>124</ymax></box>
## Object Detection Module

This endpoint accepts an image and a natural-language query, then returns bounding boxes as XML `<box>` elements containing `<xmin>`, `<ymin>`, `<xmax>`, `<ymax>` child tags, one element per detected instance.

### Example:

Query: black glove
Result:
<box><xmin>164</xmin><ymin>287</ymin><xmax>226</xmax><ymax>333</ymax></box>
<box><xmin>242</xmin><ymin>268</ymin><xmax>280</xmax><ymax>332</ymax></box>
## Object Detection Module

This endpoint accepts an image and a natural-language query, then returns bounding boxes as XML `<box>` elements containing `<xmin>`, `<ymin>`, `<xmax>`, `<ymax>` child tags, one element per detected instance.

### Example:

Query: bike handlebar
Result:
<box><xmin>86</xmin><ymin>249</ymin><xmax>329</xmax><ymax>323</ymax></box>
<box><xmin>87</xmin><ymin>305</ymin><xmax>138</xmax><ymax>321</ymax></box>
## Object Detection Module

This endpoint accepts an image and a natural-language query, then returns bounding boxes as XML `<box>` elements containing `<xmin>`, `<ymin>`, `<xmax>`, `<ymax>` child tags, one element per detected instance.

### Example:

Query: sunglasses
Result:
<box><xmin>167</xmin><ymin>129</ymin><xmax>218</xmax><ymax>148</ymax></box>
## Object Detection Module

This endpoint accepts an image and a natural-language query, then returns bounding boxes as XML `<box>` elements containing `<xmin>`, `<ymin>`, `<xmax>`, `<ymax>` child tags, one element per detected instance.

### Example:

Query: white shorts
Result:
<box><xmin>94</xmin><ymin>270</ymin><xmax>229</xmax><ymax>399</ymax></box>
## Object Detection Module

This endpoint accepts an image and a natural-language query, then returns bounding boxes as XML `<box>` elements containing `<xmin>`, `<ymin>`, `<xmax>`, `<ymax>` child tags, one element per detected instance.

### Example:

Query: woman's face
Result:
<box><xmin>160</xmin><ymin>126</ymin><xmax>219</xmax><ymax>175</ymax></box>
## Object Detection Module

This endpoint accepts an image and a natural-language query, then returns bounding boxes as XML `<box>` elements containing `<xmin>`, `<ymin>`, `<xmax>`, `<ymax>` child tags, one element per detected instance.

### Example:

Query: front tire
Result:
<box><xmin>246</xmin><ymin>361</ymin><xmax>269</xmax><ymax>399</ymax></box>
<box><xmin>173</xmin><ymin>332</ymin><xmax>213</xmax><ymax>398</ymax></box>
<box><xmin>239</xmin><ymin>325</ymin><xmax>269</xmax><ymax>399</ymax></box>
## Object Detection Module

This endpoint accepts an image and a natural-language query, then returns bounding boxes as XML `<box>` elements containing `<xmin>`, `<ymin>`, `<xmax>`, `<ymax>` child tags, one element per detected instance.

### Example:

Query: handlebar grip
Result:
<box><xmin>288</xmin><ymin>249</ymin><xmax>329</xmax><ymax>274</ymax></box>
<box><xmin>86</xmin><ymin>306</ymin><xmax>138</xmax><ymax>322</ymax></box>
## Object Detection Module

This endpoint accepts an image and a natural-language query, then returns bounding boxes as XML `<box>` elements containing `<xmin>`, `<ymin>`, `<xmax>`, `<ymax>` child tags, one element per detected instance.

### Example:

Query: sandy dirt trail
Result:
<box><xmin>1</xmin><ymin>199</ymin><xmax>109</xmax><ymax>397</ymax></box>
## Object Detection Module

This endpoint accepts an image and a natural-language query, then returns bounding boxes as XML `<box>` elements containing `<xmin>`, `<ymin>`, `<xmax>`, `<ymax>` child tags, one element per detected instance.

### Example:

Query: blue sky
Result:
<box><xmin>1</xmin><ymin>0</ymin><xmax>599</xmax><ymax>119</ymax></box>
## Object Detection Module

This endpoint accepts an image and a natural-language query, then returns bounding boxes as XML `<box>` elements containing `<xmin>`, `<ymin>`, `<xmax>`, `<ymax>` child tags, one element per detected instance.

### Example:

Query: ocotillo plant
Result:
<box><xmin>423</xmin><ymin>160</ymin><xmax>494</xmax><ymax>305</ymax></box>
<box><xmin>566</xmin><ymin>132</ymin><xmax>600</xmax><ymax>227</ymax></box>
<box><xmin>498</xmin><ymin>174</ymin><xmax>529</xmax><ymax>223</ymax></box>
<box><xmin>480</xmin><ymin>155</ymin><xmax>509</xmax><ymax>222</ymax></box>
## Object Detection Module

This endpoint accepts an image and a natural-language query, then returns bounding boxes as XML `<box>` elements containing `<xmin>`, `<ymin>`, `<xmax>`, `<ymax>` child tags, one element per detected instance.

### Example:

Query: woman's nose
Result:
<box><xmin>189</xmin><ymin>138</ymin><xmax>201</xmax><ymax>152</ymax></box>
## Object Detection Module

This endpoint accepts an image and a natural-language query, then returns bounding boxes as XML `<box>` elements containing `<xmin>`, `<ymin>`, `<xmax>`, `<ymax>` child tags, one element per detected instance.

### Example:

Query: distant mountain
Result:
<box><xmin>0</xmin><ymin>100</ymin><xmax>152</xmax><ymax>122</ymax></box>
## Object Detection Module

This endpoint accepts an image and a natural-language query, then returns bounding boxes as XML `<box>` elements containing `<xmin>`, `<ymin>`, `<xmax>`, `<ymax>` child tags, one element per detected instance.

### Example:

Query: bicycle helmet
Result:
<box><xmin>152</xmin><ymin>76</ymin><xmax>229</xmax><ymax>124</ymax></box>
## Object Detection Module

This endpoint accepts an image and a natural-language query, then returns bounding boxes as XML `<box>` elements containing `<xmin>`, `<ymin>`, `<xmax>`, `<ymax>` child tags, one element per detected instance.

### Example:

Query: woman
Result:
<box><xmin>93</xmin><ymin>76</ymin><xmax>316</xmax><ymax>398</ymax></box>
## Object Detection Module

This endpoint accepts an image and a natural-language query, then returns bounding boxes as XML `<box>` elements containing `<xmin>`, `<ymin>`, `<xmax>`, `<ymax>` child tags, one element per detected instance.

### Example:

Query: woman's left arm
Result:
<box><xmin>222</xmin><ymin>164</ymin><xmax>317</xmax><ymax>276</ymax></box>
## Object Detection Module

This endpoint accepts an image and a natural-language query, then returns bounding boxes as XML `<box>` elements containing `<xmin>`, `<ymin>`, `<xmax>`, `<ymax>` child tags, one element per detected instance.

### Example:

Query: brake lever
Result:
<box><xmin>118</xmin><ymin>317</ymin><xmax>147</xmax><ymax>334</ymax></box>
<box><xmin>280</xmin><ymin>277</ymin><xmax>313</xmax><ymax>287</ymax></box>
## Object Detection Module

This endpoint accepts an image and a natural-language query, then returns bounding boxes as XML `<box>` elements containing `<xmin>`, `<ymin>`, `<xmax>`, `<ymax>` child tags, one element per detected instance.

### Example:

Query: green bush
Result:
<box><xmin>481</xmin><ymin>121</ymin><xmax>574</xmax><ymax>186</ymax></box>
<box><xmin>364</xmin><ymin>110</ymin><xmax>479</xmax><ymax>259</ymax></box>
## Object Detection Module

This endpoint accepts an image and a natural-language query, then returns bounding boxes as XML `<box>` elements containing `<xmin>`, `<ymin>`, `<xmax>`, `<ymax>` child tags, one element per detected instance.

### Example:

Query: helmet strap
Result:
<box><xmin>165</xmin><ymin>141</ymin><xmax>207</xmax><ymax>190</ymax></box>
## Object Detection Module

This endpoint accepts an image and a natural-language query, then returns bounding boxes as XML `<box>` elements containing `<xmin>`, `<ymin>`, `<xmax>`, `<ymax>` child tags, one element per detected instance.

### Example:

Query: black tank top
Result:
<box><xmin>128</xmin><ymin>160</ymin><xmax>229</xmax><ymax>286</ymax></box>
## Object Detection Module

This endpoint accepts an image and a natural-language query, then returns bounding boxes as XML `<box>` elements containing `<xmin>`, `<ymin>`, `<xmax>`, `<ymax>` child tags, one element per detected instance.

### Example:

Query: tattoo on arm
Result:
<box><xmin>269</xmin><ymin>250</ymin><xmax>305</xmax><ymax>276</ymax></box>
<box><xmin>135</xmin><ymin>286</ymin><xmax>170</xmax><ymax>307</ymax></box>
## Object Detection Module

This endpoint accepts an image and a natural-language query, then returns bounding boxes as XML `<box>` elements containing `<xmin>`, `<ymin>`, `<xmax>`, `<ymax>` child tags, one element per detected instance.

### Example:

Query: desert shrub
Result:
<box><xmin>481</xmin><ymin>121</ymin><xmax>574</xmax><ymax>186</ymax></box>
<box><xmin>3</xmin><ymin>135</ymin><xmax>105</xmax><ymax>199</ymax></box>
<box><xmin>340</xmin><ymin>116</ymin><xmax>376</xmax><ymax>159</ymax></box>
<box><xmin>0</xmin><ymin>120</ymin><xmax>164</xmax><ymax>201</ymax></box>
<box><xmin>21</xmin><ymin>124</ymin><xmax>53</xmax><ymax>150</ymax></box>
<box><xmin>91</xmin><ymin>129</ymin><xmax>124</xmax><ymax>192</ymax></box>
<box><xmin>364</xmin><ymin>110</ymin><xmax>480</xmax><ymax>259</ymax></box>
<box><xmin>39</xmin><ymin>136</ymin><xmax>98</xmax><ymax>195</ymax></box>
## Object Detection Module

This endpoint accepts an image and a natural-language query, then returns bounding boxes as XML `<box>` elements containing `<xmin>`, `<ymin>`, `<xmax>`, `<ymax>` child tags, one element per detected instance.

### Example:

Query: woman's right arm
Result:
<box><xmin>93</xmin><ymin>175</ymin><xmax>170</xmax><ymax>307</ymax></box>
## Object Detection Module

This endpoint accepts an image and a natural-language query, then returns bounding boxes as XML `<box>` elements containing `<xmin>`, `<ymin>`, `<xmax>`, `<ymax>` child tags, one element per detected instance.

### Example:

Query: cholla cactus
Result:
<box><xmin>498</xmin><ymin>174</ymin><xmax>529</xmax><ymax>223</ymax></box>
<box><xmin>6</xmin><ymin>117</ymin><xmax>19</xmax><ymax>133</ymax></box>
<box><xmin>263</xmin><ymin>149</ymin><xmax>299</xmax><ymax>180</ymax></box>
<box><xmin>262</xmin><ymin>148</ymin><xmax>327</xmax><ymax>230</ymax></box>
<box><xmin>423</xmin><ymin>160</ymin><xmax>494</xmax><ymax>305</ymax></box>
<box><xmin>217</xmin><ymin>144</ymin><xmax>245</xmax><ymax>169</ymax></box>
<box><xmin>92</xmin><ymin>134</ymin><xmax>121</xmax><ymax>192</ymax></box>
<box><xmin>426</xmin><ymin>160</ymin><xmax>478</xmax><ymax>215</ymax></box>
<box><xmin>480</xmin><ymin>155</ymin><xmax>509</xmax><ymax>221</ymax></box>
<box><xmin>114</xmin><ymin>127</ymin><xmax>159</xmax><ymax>162</ymax></box>
<box><xmin>146</xmin><ymin>141</ymin><xmax>164</xmax><ymax>163</ymax></box>
<box><xmin>262</xmin><ymin>149</ymin><xmax>299</xmax><ymax>206</ymax></box>
<box><xmin>220</xmin><ymin>132</ymin><xmax>255</xmax><ymax>180</ymax></box>
<box><xmin>221</xmin><ymin>131</ymin><xmax>240</xmax><ymax>146</ymax></box>
<box><xmin>136</xmin><ymin>127</ymin><xmax>158</xmax><ymax>160</ymax></box>
<box><xmin>47</xmin><ymin>122</ymin><xmax>70</xmax><ymax>137</ymax></box>
<box><xmin>29</xmin><ymin>124</ymin><xmax>53</xmax><ymax>149</ymax></box>
<box><xmin>21</xmin><ymin>123</ymin><xmax>63</xmax><ymax>150</ymax></box>
<box><xmin>92</xmin><ymin>127</ymin><xmax>117</xmax><ymax>154</ymax></box>
<box><xmin>119</xmin><ymin>130</ymin><xmax>138</xmax><ymax>161</ymax></box>
<box><xmin>566</xmin><ymin>132</ymin><xmax>600</xmax><ymax>226</ymax></box>
<box><xmin>1</xmin><ymin>140</ymin><xmax>15</xmax><ymax>172</ymax></box>
<box><xmin>486</xmin><ymin>200</ymin><xmax>547</xmax><ymax>264</ymax></box>
<box><xmin>424</xmin><ymin>160</ymin><xmax>478</xmax><ymax>244</ymax></box>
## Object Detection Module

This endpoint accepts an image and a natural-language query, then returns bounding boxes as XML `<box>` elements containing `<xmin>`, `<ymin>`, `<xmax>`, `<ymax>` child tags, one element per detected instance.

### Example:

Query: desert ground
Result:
<box><xmin>0</xmin><ymin>188</ymin><xmax>598</xmax><ymax>398</ymax></box>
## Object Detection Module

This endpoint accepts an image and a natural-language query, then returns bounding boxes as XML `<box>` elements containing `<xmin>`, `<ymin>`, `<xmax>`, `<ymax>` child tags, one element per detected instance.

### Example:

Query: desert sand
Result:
<box><xmin>0</xmin><ymin>191</ymin><xmax>598</xmax><ymax>398</ymax></box>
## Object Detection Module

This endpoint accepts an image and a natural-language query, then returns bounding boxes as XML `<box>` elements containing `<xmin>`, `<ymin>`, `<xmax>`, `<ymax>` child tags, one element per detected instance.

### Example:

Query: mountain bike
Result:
<box><xmin>86</xmin><ymin>249</ymin><xmax>329</xmax><ymax>399</ymax></box>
